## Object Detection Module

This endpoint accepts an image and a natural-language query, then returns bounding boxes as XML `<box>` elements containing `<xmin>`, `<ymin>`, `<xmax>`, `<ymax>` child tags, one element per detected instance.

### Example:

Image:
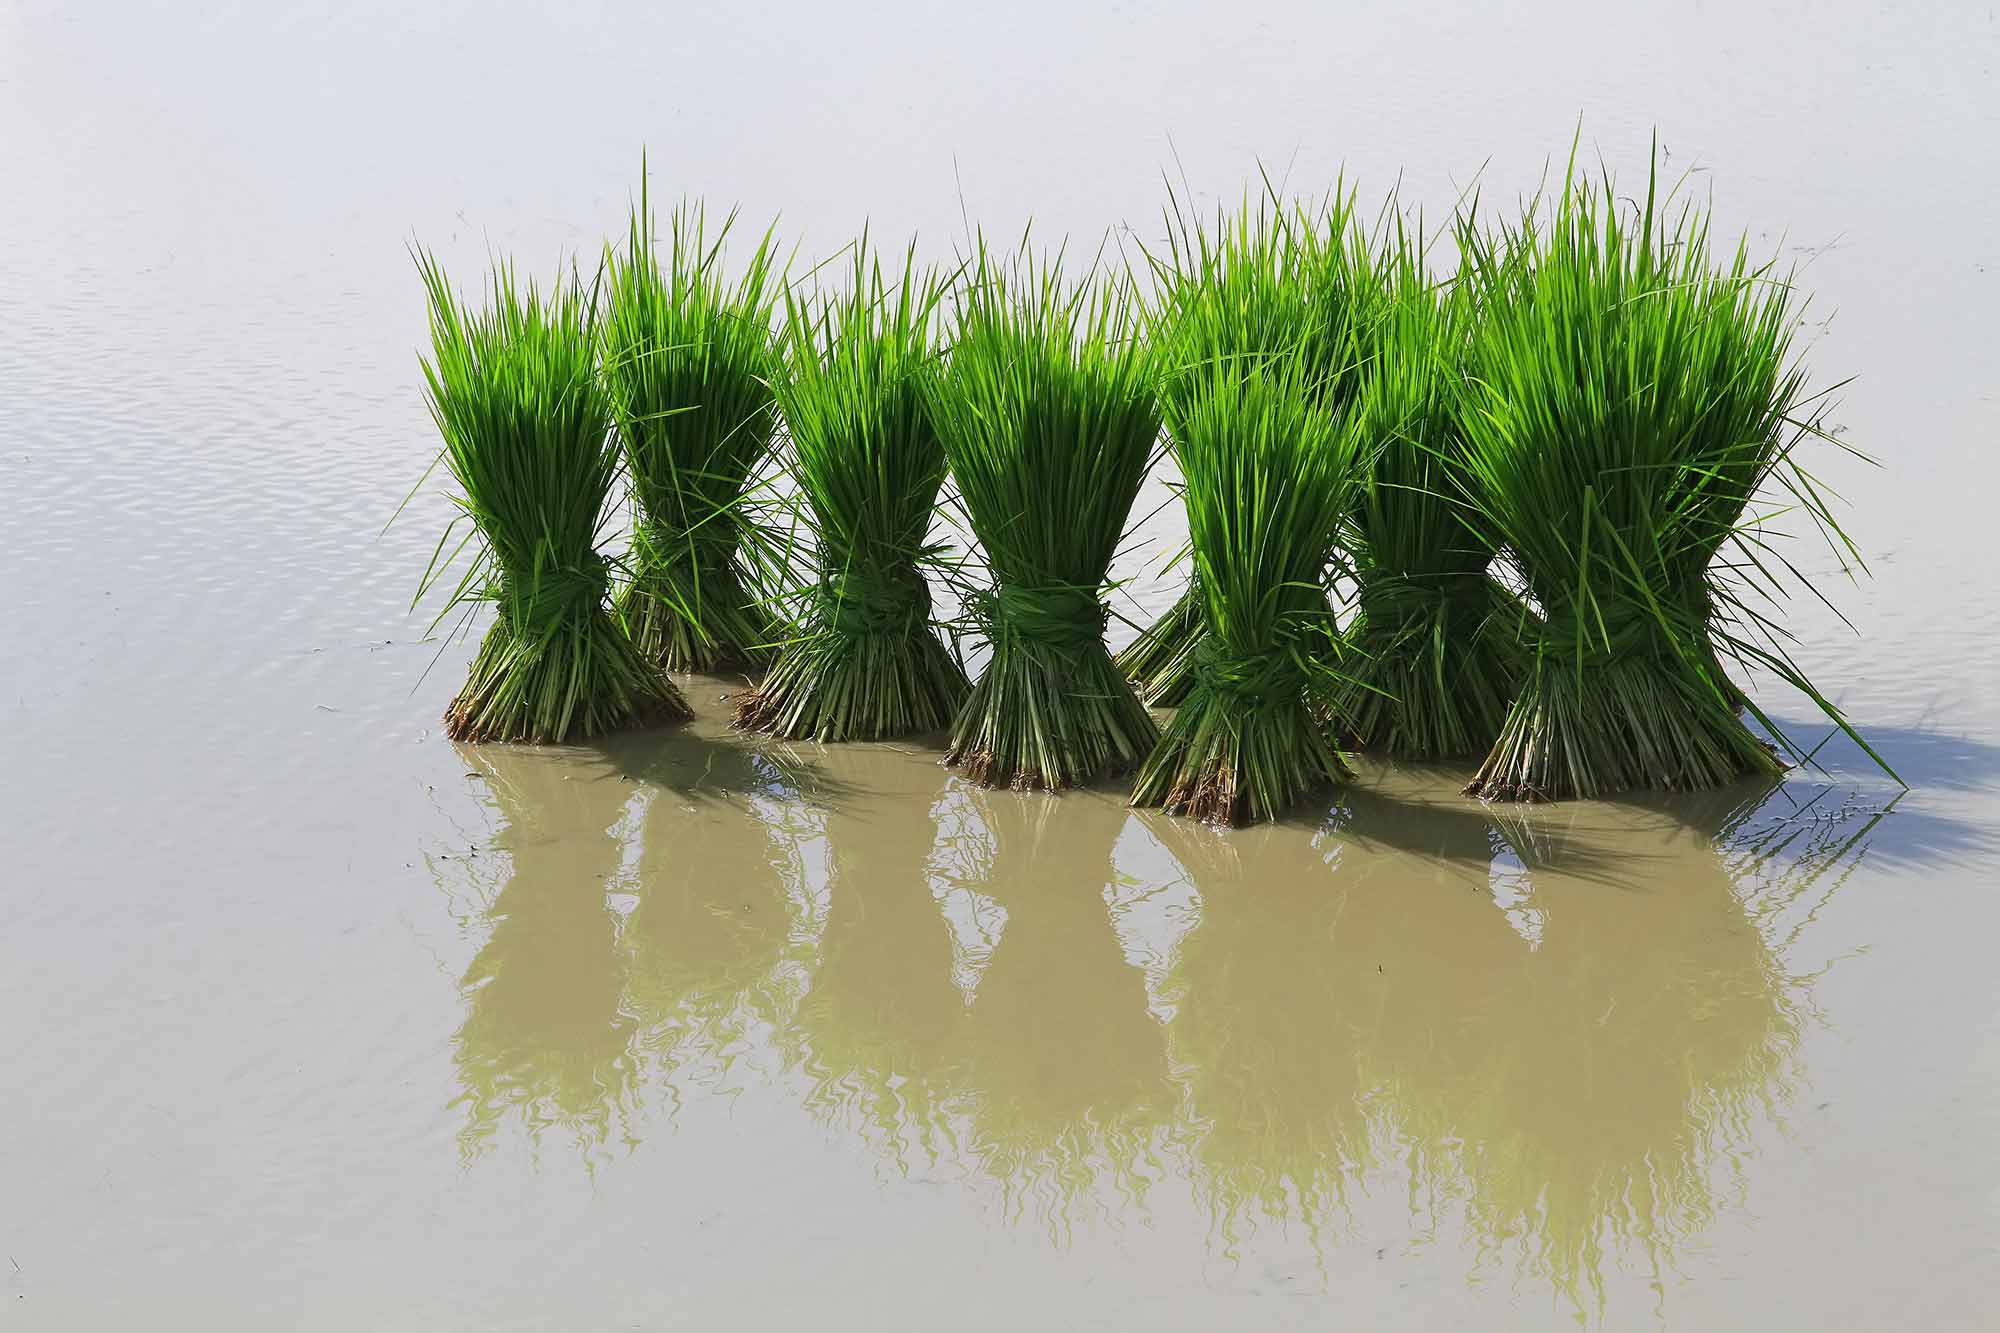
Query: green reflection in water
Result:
<box><xmin>781</xmin><ymin>745</ymin><xmax>966</xmax><ymax>1171</ymax></box>
<box><xmin>446</xmin><ymin>745</ymin><xmax>642</xmax><ymax>1162</ymax></box>
<box><xmin>432</xmin><ymin>719</ymin><xmax>1887</xmax><ymax>1313</ymax></box>
<box><xmin>944</xmin><ymin>787</ymin><xmax>1177</xmax><ymax>1238</ymax></box>
<box><xmin>616</xmin><ymin>736</ymin><xmax>819</xmax><ymax>1109</ymax></box>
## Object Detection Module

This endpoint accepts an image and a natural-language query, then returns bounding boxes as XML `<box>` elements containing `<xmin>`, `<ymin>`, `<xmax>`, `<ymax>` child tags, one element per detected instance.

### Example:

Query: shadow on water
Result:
<box><xmin>1773</xmin><ymin>715</ymin><xmax>2000</xmax><ymax>794</ymax></box>
<box><xmin>430</xmin><ymin>699</ymin><xmax>1902</xmax><ymax>1318</ymax></box>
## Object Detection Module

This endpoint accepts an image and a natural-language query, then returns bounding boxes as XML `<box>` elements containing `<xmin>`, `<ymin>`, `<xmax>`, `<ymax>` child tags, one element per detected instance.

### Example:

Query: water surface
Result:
<box><xmin>3</xmin><ymin>2</ymin><xmax>1997</xmax><ymax>1328</ymax></box>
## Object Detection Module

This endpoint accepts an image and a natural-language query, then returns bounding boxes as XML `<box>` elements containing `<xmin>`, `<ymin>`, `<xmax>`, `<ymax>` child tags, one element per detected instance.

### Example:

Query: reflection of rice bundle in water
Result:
<box><xmin>1393</xmin><ymin>798</ymin><xmax>1804</xmax><ymax>1307</ymax></box>
<box><xmin>781</xmin><ymin>748</ymin><xmax>965</xmax><ymax>1166</ymax></box>
<box><xmin>448</xmin><ymin>747</ymin><xmax>641</xmax><ymax>1158</ymax></box>
<box><xmin>617</xmin><ymin>738</ymin><xmax>812</xmax><ymax>1089</ymax></box>
<box><xmin>415</xmin><ymin>255</ymin><xmax>688</xmax><ymax>743</ymax></box>
<box><xmin>1156</xmin><ymin>801</ymin><xmax>1513</xmax><ymax>1248</ymax></box>
<box><xmin>949</xmin><ymin>792</ymin><xmax>1175</xmax><ymax>1230</ymax></box>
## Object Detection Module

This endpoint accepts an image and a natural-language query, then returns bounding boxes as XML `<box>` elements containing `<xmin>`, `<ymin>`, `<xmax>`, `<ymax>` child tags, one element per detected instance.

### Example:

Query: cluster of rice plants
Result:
<box><xmin>1116</xmin><ymin>184</ymin><xmax>1378</xmax><ymax>709</ymax></box>
<box><xmin>416</xmin><ymin>254</ymin><xmax>690</xmax><ymax>743</ymax></box>
<box><xmin>408</xmin><ymin>147</ymin><xmax>1892</xmax><ymax>821</ymax></box>
<box><xmin>732</xmin><ymin>240</ymin><xmax>970</xmax><ymax>740</ymax></box>
<box><xmin>600</xmin><ymin>185</ymin><xmax>788</xmax><ymax>672</ymax></box>
<box><xmin>1328</xmin><ymin>217</ymin><xmax>1531</xmax><ymax>758</ymax></box>
<box><xmin>1454</xmin><ymin>154</ymin><xmax>1888</xmax><ymax>801</ymax></box>
<box><xmin>928</xmin><ymin>242</ymin><xmax>1162</xmax><ymax>789</ymax></box>
<box><xmin>1127</xmin><ymin>356</ymin><xmax>1366</xmax><ymax>823</ymax></box>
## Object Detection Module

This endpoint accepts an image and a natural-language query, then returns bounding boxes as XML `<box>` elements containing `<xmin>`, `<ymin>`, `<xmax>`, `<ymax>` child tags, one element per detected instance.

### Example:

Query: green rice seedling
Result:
<box><xmin>1128</xmin><ymin>355</ymin><xmax>1366</xmax><ymax>825</ymax></box>
<box><xmin>1116</xmin><ymin>183</ymin><xmax>1377</xmax><ymax>707</ymax></box>
<box><xmin>601</xmin><ymin>183</ymin><xmax>787</xmax><ymax>672</ymax></box>
<box><xmin>416</xmin><ymin>253</ymin><xmax>690</xmax><ymax>743</ymax></box>
<box><xmin>1328</xmin><ymin>219</ymin><xmax>1531</xmax><ymax>758</ymax></box>
<box><xmin>732</xmin><ymin>239</ymin><xmax>969</xmax><ymax>741</ymax></box>
<box><xmin>1455</xmin><ymin>151</ymin><xmax>1891</xmax><ymax>801</ymax></box>
<box><xmin>929</xmin><ymin>243</ymin><xmax>1162</xmax><ymax>788</ymax></box>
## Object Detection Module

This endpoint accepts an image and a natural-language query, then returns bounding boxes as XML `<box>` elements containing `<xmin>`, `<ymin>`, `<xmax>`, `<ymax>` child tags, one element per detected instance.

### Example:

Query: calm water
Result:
<box><xmin>3</xmin><ymin>2</ymin><xmax>1997</xmax><ymax>1328</ymax></box>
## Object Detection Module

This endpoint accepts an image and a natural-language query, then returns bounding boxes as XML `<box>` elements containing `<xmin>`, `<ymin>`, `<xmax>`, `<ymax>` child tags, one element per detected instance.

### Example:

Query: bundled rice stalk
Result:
<box><xmin>1110</xmin><ymin>577</ymin><xmax>1205</xmax><ymax>706</ymax></box>
<box><xmin>929</xmin><ymin>245</ymin><xmax>1162</xmax><ymax>788</ymax></box>
<box><xmin>1128</xmin><ymin>355</ymin><xmax>1365</xmax><ymax>825</ymax></box>
<box><xmin>1456</xmin><ymin>153</ymin><xmax>1891</xmax><ymax>801</ymax></box>
<box><xmin>417</xmin><ymin>254</ymin><xmax>690</xmax><ymax>743</ymax></box>
<box><xmin>1116</xmin><ymin>184</ymin><xmax>1377</xmax><ymax>706</ymax></box>
<box><xmin>601</xmin><ymin>185</ymin><xmax>787</xmax><ymax>672</ymax></box>
<box><xmin>732</xmin><ymin>241</ymin><xmax>969</xmax><ymax>740</ymax></box>
<box><xmin>1328</xmin><ymin>220</ymin><xmax>1531</xmax><ymax>757</ymax></box>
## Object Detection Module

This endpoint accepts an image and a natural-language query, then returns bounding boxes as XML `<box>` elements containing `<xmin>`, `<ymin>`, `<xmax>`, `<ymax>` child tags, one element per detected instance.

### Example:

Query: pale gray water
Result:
<box><xmin>2</xmin><ymin>2</ymin><xmax>1997</xmax><ymax>1329</ymax></box>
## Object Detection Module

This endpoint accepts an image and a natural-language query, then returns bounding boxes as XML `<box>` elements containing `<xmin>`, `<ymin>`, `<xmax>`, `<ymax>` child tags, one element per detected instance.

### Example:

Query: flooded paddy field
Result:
<box><xmin>3</xmin><ymin>2</ymin><xmax>1996</xmax><ymax>1328</ymax></box>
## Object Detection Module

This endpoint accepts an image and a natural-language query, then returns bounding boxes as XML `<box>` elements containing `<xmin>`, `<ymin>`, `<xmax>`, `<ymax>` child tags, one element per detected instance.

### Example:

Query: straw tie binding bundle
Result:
<box><xmin>820</xmin><ymin>562</ymin><xmax>933</xmax><ymax>639</ymax></box>
<box><xmin>1191</xmin><ymin>635</ymin><xmax>1311</xmax><ymax>712</ymax></box>
<box><xmin>501</xmin><ymin>552</ymin><xmax>613</xmax><ymax>638</ymax></box>
<box><xmin>974</xmin><ymin>582</ymin><xmax>1110</xmax><ymax>655</ymax></box>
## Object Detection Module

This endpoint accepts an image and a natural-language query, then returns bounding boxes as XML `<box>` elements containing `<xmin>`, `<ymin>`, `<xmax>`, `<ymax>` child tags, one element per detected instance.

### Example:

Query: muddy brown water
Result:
<box><xmin>3</xmin><ymin>2</ymin><xmax>1997</xmax><ymax>1329</ymax></box>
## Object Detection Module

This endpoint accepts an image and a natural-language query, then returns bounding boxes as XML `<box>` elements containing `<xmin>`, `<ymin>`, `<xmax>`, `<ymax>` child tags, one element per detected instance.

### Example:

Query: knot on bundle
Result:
<box><xmin>499</xmin><ymin>551</ymin><xmax>611</xmax><ymax>638</ymax></box>
<box><xmin>974</xmin><ymin>581</ymin><xmax>1108</xmax><ymax>652</ymax></box>
<box><xmin>819</xmin><ymin>560</ymin><xmax>932</xmax><ymax>638</ymax></box>
<box><xmin>1192</xmin><ymin>636</ymin><xmax>1308</xmax><ymax>709</ymax></box>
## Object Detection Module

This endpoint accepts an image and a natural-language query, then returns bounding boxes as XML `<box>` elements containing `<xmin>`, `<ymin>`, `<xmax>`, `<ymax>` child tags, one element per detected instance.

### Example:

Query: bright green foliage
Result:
<box><xmin>929</xmin><ymin>243</ymin><xmax>1162</xmax><ymax>789</ymax></box>
<box><xmin>1117</xmin><ymin>184</ymin><xmax>1377</xmax><ymax>707</ymax></box>
<box><xmin>733</xmin><ymin>240</ymin><xmax>969</xmax><ymax>741</ymax></box>
<box><xmin>601</xmin><ymin>184</ymin><xmax>787</xmax><ymax>672</ymax></box>
<box><xmin>1456</xmin><ymin>153</ymin><xmax>1890</xmax><ymax>801</ymax></box>
<box><xmin>1129</xmin><ymin>357</ymin><xmax>1365</xmax><ymax>825</ymax></box>
<box><xmin>417</xmin><ymin>253</ymin><xmax>689</xmax><ymax>743</ymax></box>
<box><xmin>1330</xmin><ymin>218</ymin><xmax>1531</xmax><ymax>758</ymax></box>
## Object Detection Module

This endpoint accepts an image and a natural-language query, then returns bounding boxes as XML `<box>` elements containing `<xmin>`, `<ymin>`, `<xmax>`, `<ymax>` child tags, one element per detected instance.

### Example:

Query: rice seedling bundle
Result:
<box><xmin>1328</xmin><ymin>222</ymin><xmax>1530</xmax><ymax>758</ymax></box>
<box><xmin>733</xmin><ymin>241</ymin><xmax>969</xmax><ymax>741</ymax></box>
<box><xmin>601</xmin><ymin>187</ymin><xmax>786</xmax><ymax>672</ymax></box>
<box><xmin>1128</xmin><ymin>355</ymin><xmax>1365</xmax><ymax>824</ymax></box>
<box><xmin>1117</xmin><ymin>186</ymin><xmax>1377</xmax><ymax>707</ymax></box>
<box><xmin>928</xmin><ymin>245</ymin><xmax>1162</xmax><ymax>788</ymax></box>
<box><xmin>1456</xmin><ymin>156</ymin><xmax>1886</xmax><ymax>801</ymax></box>
<box><xmin>417</xmin><ymin>254</ymin><xmax>690</xmax><ymax>743</ymax></box>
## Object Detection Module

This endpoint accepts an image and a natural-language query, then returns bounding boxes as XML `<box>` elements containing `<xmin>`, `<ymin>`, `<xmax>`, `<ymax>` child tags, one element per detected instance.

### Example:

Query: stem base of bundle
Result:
<box><xmin>947</xmin><ymin>642</ymin><xmax>1158</xmax><ymax>791</ymax></box>
<box><xmin>1463</xmin><ymin>652</ymin><xmax>1781</xmax><ymax>803</ymax></box>
<box><xmin>1130</xmin><ymin>688</ymin><xmax>1353</xmax><ymax>827</ymax></box>
<box><xmin>445</xmin><ymin>612</ymin><xmax>692</xmax><ymax>744</ymax></box>
<box><xmin>733</xmin><ymin>628</ymin><xmax>967</xmax><ymax>743</ymax></box>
